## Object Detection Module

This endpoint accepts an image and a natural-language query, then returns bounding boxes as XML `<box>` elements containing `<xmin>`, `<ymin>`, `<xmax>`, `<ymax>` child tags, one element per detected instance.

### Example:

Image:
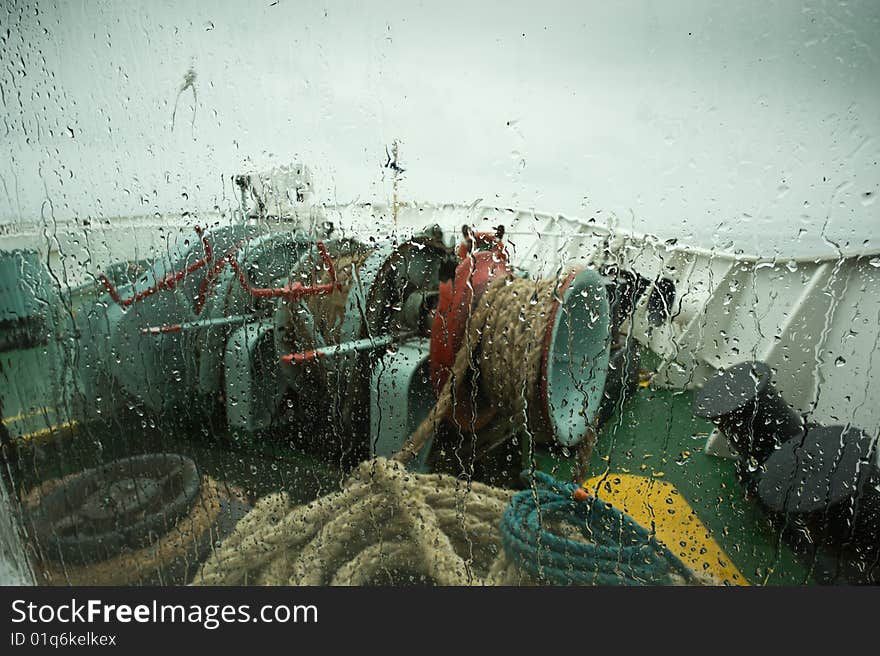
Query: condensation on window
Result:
<box><xmin>1</xmin><ymin>1</ymin><xmax>879</xmax><ymax>587</ymax></box>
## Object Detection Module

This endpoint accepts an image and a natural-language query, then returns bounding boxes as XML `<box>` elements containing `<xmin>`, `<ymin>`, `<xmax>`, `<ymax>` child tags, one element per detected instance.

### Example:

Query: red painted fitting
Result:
<box><xmin>225</xmin><ymin>248</ymin><xmax>338</xmax><ymax>302</ymax></box>
<box><xmin>428</xmin><ymin>248</ymin><xmax>512</xmax><ymax>431</ymax></box>
<box><xmin>194</xmin><ymin>239</ymin><xmax>338</xmax><ymax>314</ymax></box>
<box><xmin>431</xmin><ymin>227</ymin><xmax>512</xmax><ymax>394</ymax></box>
<box><xmin>315</xmin><ymin>241</ymin><xmax>340</xmax><ymax>291</ymax></box>
<box><xmin>99</xmin><ymin>226</ymin><xmax>214</xmax><ymax>308</ymax></box>
<box><xmin>279</xmin><ymin>350</ymin><xmax>322</xmax><ymax>365</ymax></box>
<box><xmin>195</xmin><ymin>239</ymin><xmax>248</xmax><ymax>314</ymax></box>
<box><xmin>457</xmin><ymin>225</ymin><xmax>508</xmax><ymax>263</ymax></box>
<box><xmin>140</xmin><ymin>324</ymin><xmax>183</xmax><ymax>335</ymax></box>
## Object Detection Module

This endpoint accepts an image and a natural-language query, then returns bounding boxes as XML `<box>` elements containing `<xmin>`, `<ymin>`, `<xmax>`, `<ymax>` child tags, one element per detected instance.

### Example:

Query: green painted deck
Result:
<box><xmin>539</xmin><ymin>382</ymin><xmax>810</xmax><ymax>585</ymax></box>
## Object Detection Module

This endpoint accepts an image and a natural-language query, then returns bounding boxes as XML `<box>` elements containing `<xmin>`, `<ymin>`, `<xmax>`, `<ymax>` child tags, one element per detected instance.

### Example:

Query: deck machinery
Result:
<box><xmin>22</xmin><ymin>222</ymin><xmax>622</xmax><ymax>474</ymax></box>
<box><xmin>5</xmin><ymin>213</ymin><xmax>878</xmax><ymax>584</ymax></box>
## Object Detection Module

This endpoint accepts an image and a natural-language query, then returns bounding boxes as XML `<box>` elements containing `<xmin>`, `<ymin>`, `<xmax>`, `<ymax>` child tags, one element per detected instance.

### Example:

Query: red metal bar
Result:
<box><xmin>279</xmin><ymin>350</ymin><xmax>322</xmax><ymax>365</ymax></box>
<box><xmin>223</xmin><ymin>240</ymin><xmax>338</xmax><ymax>301</ymax></box>
<box><xmin>281</xmin><ymin>333</ymin><xmax>403</xmax><ymax>367</ymax></box>
<box><xmin>98</xmin><ymin>226</ymin><xmax>214</xmax><ymax>308</ymax></box>
<box><xmin>194</xmin><ymin>239</ymin><xmax>248</xmax><ymax>314</ymax></box>
<box><xmin>316</xmin><ymin>241</ymin><xmax>340</xmax><ymax>291</ymax></box>
<box><xmin>195</xmin><ymin>240</ymin><xmax>340</xmax><ymax>315</ymax></box>
<box><xmin>101</xmin><ymin>227</ymin><xmax>341</xmax><ymax>339</ymax></box>
<box><xmin>140</xmin><ymin>324</ymin><xmax>184</xmax><ymax>335</ymax></box>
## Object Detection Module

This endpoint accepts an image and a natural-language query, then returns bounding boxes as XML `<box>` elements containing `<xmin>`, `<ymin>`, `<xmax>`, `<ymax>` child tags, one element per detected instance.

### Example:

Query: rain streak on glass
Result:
<box><xmin>0</xmin><ymin>1</ymin><xmax>878</xmax><ymax>588</ymax></box>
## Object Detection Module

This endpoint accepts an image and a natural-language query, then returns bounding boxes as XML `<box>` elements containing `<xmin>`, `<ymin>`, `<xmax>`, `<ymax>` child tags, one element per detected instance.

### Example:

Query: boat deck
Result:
<box><xmin>2</xmin><ymin>339</ymin><xmax>816</xmax><ymax>586</ymax></box>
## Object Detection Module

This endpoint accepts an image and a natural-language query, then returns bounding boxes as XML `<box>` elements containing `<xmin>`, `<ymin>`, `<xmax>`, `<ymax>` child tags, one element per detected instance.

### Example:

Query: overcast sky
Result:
<box><xmin>1</xmin><ymin>0</ymin><xmax>878</xmax><ymax>256</ymax></box>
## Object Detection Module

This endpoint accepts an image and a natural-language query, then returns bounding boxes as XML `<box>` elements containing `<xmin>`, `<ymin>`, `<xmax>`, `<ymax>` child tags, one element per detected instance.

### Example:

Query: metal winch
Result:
<box><xmin>74</xmin><ymin>221</ymin><xmax>457</xmax><ymax>461</ymax></box>
<box><xmin>272</xmin><ymin>226</ymin><xmax>456</xmax><ymax>455</ymax></box>
<box><xmin>370</xmin><ymin>226</ymin><xmax>613</xmax><ymax>472</ymax></box>
<box><xmin>37</xmin><ymin>213</ymin><xmax>640</xmax><ymax>475</ymax></box>
<box><xmin>77</xmin><ymin>223</ymin><xmax>316</xmax><ymax>426</ymax></box>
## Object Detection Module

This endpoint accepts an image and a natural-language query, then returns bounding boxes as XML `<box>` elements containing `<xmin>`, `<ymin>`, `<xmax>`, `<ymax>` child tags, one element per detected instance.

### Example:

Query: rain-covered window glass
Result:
<box><xmin>1</xmin><ymin>1</ymin><xmax>878</xmax><ymax>587</ymax></box>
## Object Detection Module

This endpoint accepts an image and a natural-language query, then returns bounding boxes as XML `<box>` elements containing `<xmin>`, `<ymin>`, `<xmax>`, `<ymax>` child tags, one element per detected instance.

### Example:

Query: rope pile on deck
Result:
<box><xmin>191</xmin><ymin>457</ymin><xmax>518</xmax><ymax>586</ymax></box>
<box><xmin>192</xmin><ymin>457</ymin><xmax>699</xmax><ymax>586</ymax></box>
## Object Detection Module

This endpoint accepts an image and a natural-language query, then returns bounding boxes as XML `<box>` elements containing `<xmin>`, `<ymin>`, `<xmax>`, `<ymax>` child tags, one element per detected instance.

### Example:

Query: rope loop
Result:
<box><xmin>500</xmin><ymin>470</ymin><xmax>695</xmax><ymax>585</ymax></box>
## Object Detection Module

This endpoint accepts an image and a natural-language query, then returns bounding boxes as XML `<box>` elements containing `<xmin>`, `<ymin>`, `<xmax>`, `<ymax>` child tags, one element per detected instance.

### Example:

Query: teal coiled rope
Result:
<box><xmin>500</xmin><ymin>471</ymin><xmax>695</xmax><ymax>585</ymax></box>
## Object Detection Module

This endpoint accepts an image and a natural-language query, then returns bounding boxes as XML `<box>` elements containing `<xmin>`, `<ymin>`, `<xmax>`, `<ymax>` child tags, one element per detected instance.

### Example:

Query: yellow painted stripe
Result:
<box><xmin>585</xmin><ymin>473</ymin><xmax>749</xmax><ymax>586</ymax></box>
<box><xmin>2</xmin><ymin>407</ymin><xmax>56</xmax><ymax>425</ymax></box>
<box><xmin>14</xmin><ymin>420</ymin><xmax>78</xmax><ymax>443</ymax></box>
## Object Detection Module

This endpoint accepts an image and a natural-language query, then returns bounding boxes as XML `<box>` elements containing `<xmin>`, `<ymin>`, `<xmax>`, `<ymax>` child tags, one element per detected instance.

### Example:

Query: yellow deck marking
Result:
<box><xmin>585</xmin><ymin>473</ymin><xmax>749</xmax><ymax>586</ymax></box>
<box><xmin>2</xmin><ymin>407</ymin><xmax>56</xmax><ymax>425</ymax></box>
<box><xmin>14</xmin><ymin>421</ymin><xmax>78</xmax><ymax>443</ymax></box>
